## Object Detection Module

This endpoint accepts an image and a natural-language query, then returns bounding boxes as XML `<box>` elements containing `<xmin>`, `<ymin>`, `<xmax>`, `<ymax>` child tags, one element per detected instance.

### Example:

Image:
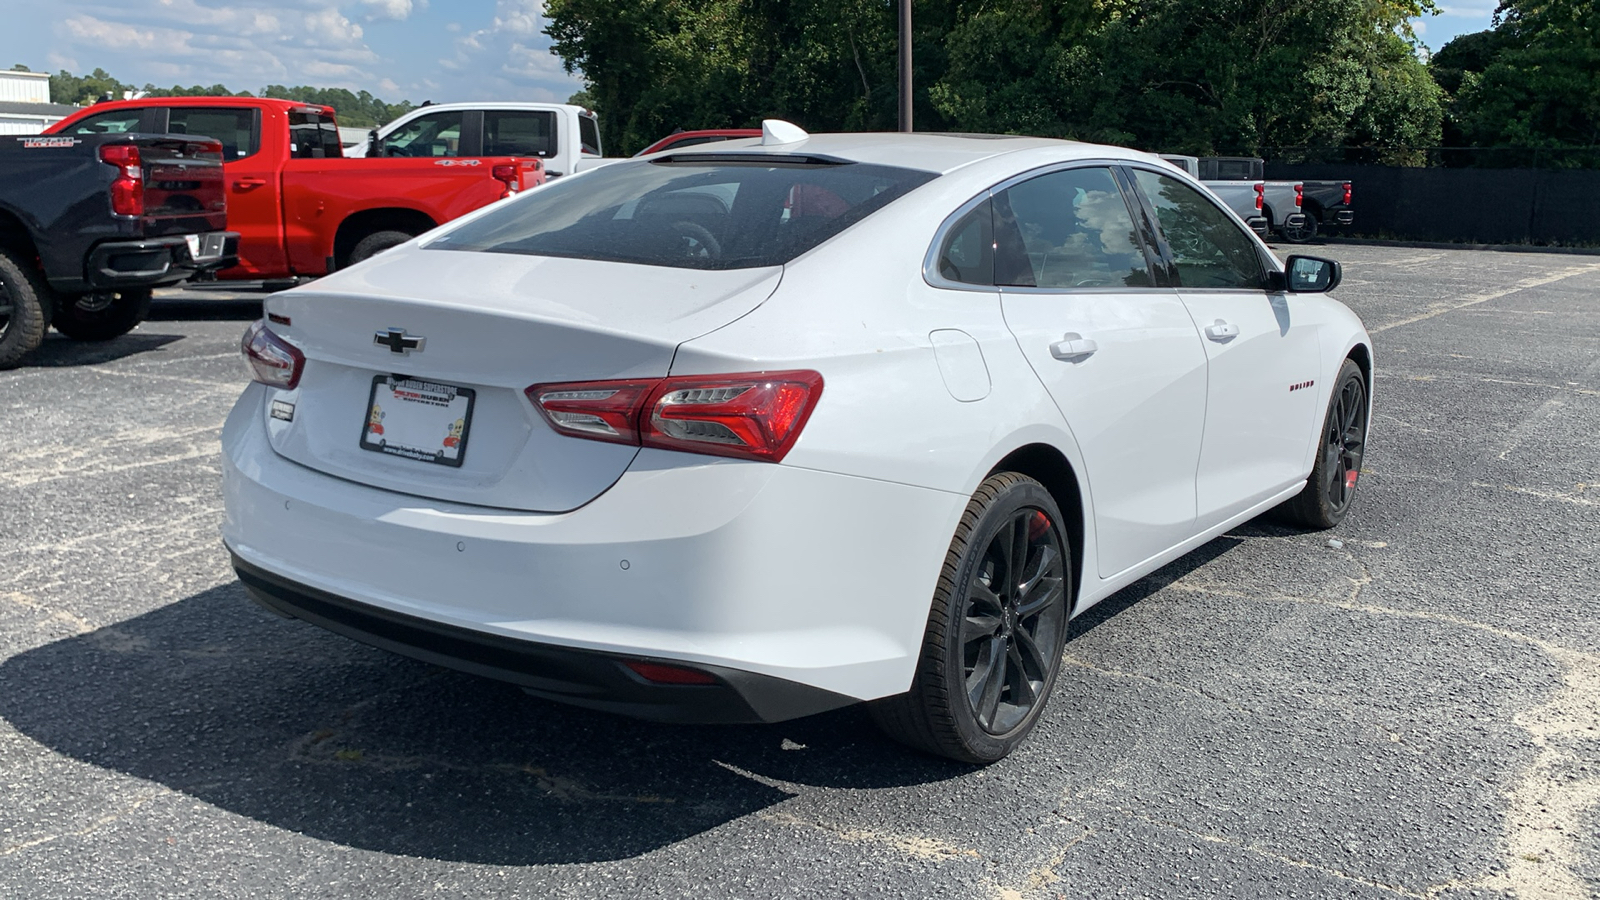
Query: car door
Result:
<box><xmin>991</xmin><ymin>165</ymin><xmax>1209</xmax><ymax>579</ymax></box>
<box><xmin>162</xmin><ymin>105</ymin><xmax>283</xmax><ymax>278</ymax></box>
<box><xmin>1126</xmin><ymin>167</ymin><xmax>1324</xmax><ymax>526</ymax></box>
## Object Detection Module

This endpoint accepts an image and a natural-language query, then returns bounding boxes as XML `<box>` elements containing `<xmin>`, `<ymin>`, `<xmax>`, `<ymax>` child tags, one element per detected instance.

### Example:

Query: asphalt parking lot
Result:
<box><xmin>1</xmin><ymin>244</ymin><xmax>1597</xmax><ymax>899</ymax></box>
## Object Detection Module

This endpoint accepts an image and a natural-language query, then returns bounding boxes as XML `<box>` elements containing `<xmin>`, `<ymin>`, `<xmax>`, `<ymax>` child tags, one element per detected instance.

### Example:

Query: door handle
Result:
<box><xmin>1204</xmin><ymin>319</ymin><xmax>1240</xmax><ymax>342</ymax></box>
<box><xmin>234</xmin><ymin>177</ymin><xmax>267</xmax><ymax>189</ymax></box>
<box><xmin>1049</xmin><ymin>333</ymin><xmax>1098</xmax><ymax>361</ymax></box>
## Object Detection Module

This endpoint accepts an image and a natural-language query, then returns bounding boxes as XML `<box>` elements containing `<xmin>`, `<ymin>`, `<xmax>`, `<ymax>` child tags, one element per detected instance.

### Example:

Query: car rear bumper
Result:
<box><xmin>85</xmin><ymin>230</ymin><xmax>239</xmax><ymax>290</ymax></box>
<box><xmin>1333</xmin><ymin>210</ymin><xmax>1354</xmax><ymax>225</ymax></box>
<box><xmin>232</xmin><ymin>553</ymin><xmax>856</xmax><ymax>723</ymax></box>
<box><xmin>220</xmin><ymin>383</ymin><xmax>965</xmax><ymax>720</ymax></box>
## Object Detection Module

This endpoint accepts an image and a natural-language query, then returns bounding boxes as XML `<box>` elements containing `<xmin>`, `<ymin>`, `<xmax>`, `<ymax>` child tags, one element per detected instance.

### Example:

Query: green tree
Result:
<box><xmin>50</xmin><ymin>68</ymin><xmax>131</xmax><ymax>106</ymax></box>
<box><xmin>1448</xmin><ymin>0</ymin><xmax>1600</xmax><ymax>164</ymax></box>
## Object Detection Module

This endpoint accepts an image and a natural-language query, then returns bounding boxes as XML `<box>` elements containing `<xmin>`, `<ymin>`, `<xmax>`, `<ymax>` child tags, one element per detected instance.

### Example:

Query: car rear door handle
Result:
<box><xmin>1049</xmin><ymin>333</ymin><xmax>1098</xmax><ymax>361</ymax></box>
<box><xmin>235</xmin><ymin>177</ymin><xmax>268</xmax><ymax>189</ymax></box>
<box><xmin>1204</xmin><ymin>319</ymin><xmax>1240</xmax><ymax>342</ymax></box>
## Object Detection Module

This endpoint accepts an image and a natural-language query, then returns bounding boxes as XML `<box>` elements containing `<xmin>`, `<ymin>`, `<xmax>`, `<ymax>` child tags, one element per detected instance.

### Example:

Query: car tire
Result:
<box><xmin>870</xmin><ymin>472</ymin><xmax>1072</xmax><ymax>764</ymax></box>
<box><xmin>348</xmin><ymin>230</ymin><xmax>414</xmax><ymax>266</ymax></box>
<box><xmin>0</xmin><ymin>246</ymin><xmax>53</xmax><ymax>369</ymax></box>
<box><xmin>51</xmin><ymin>288</ymin><xmax>152</xmax><ymax>342</ymax></box>
<box><xmin>1275</xmin><ymin>358</ymin><xmax>1368</xmax><ymax>529</ymax></box>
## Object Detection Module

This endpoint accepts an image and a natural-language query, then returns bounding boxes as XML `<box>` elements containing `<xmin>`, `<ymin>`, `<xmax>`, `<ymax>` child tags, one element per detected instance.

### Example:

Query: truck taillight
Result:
<box><xmin>492</xmin><ymin>164</ymin><xmax>519</xmax><ymax>194</ymax></box>
<box><xmin>527</xmin><ymin>370</ymin><xmax>824</xmax><ymax>463</ymax></box>
<box><xmin>241</xmin><ymin>320</ymin><xmax>305</xmax><ymax>390</ymax></box>
<box><xmin>1343</xmin><ymin>182</ymin><xmax>1352</xmax><ymax>205</ymax></box>
<box><xmin>99</xmin><ymin>143</ymin><xmax>144</xmax><ymax>217</ymax></box>
<box><xmin>1254</xmin><ymin>183</ymin><xmax>1264</xmax><ymax>211</ymax></box>
<box><xmin>1294</xmin><ymin>183</ymin><xmax>1304</xmax><ymax>208</ymax></box>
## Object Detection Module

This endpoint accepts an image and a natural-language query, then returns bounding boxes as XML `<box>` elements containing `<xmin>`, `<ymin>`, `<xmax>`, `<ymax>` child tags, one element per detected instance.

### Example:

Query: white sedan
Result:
<box><xmin>223</xmin><ymin>122</ymin><xmax>1371</xmax><ymax>763</ymax></box>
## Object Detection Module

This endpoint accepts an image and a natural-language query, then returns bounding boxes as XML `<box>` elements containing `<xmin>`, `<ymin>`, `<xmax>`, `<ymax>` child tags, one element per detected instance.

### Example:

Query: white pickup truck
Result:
<box><xmin>348</xmin><ymin>102</ymin><xmax>617</xmax><ymax>179</ymax></box>
<box><xmin>1163</xmin><ymin>155</ymin><xmax>1310</xmax><ymax>241</ymax></box>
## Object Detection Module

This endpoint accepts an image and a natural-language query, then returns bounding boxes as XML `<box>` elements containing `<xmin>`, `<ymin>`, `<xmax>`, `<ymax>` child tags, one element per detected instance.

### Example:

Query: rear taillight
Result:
<box><xmin>526</xmin><ymin>370</ymin><xmax>824</xmax><ymax>463</ymax></box>
<box><xmin>99</xmin><ymin>143</ymin><xmax>144</xmax><ymax>217</ymax></box>
<box><xmin>1254</xmin><ymin>183</ymin><xmax>1264</xmax><ymax>211</ymax></box>
<box><xmin>1343</xmin><ymin>182</ymin><xmax>1352</xmax><ymax>206</ymax></box>
<box><xmin>526</xmin><ymin>380</ymin><xmax>657</xmax><ymax>445</ymax></box>
<box><xmin>1294</xmin><ymin>183</ymin><xmax>1304</xmax><ymax>208</ymax></box>
<box><xmin>241</xmin><ymin>320</ymin><xmax>305</xmax><ymax>390</ymax></box>
<box><xmin>492</xmin><ymin>164</ymin><xmax>519</xmax><ymax>194</ymax></box>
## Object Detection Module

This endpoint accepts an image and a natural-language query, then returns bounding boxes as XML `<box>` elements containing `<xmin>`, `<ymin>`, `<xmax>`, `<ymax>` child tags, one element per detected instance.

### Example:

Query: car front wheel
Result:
<box><xmin>1276</xmin><ymin>358</ymin><xmax>1368</xmax><ymax>529</ymax></box>
<box><xmin>871</xmin><ymin>472</ymin><xmax>1072</xmax><ymax>763</ymax></box>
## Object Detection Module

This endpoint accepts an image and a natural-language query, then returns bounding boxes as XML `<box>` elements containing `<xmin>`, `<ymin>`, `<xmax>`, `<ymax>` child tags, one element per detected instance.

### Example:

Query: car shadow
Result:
<box><xmin>0</xmin><ymin>581</ymin><xmax>968</xmax><ymax>866</ymax></box>
<box><xmin>1069</xmin><ymin>528</ymin><xmax>1263</xmax><ymax>638</ymax></box>
<box><xmin>22</xmin><ymin>332</ymin><xmax>184</xmax><ymax>367</ymax></box>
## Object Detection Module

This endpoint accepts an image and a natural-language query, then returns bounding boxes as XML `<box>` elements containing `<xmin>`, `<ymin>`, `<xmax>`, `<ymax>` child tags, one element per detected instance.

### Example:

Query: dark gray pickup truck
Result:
<box><xmin>0</xmin><ymin>132</ymin><xmax>239</xmax><ymax>367</ymax></box>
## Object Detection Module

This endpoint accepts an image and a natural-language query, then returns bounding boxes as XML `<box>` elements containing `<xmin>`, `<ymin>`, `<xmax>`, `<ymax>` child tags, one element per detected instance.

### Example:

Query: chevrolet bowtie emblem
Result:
<box><xmin>374</xmin><ymin>328</ymin><xmax>425</xmax><ymax>355</ymax></box>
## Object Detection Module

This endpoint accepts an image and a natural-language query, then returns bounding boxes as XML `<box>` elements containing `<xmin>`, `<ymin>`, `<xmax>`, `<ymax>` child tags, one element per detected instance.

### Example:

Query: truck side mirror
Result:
<box><xmin>367</xmin><ymin>128</ymin><xmax>381</xmax><ymax>158</ymax></box>
<box><xmin>1283</xmin><ymin>255</ymin><xmax>1341</xmax><ymax>293</ymax></box>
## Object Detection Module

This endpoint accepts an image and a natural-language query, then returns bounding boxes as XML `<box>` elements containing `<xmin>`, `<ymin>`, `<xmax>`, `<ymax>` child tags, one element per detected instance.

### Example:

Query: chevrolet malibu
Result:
<box><xmin>223</xmin><ymin>123</ymin><xmax>1371</xmax><ymax>763</ymax></box>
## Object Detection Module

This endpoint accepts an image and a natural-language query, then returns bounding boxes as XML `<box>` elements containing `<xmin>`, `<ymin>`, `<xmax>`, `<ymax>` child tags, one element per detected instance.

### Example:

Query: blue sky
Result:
<box><xmin>1</xmin><ymin>1</ymin><xmax>1498</xmax><ymax>108</ymax></box>
<box><xmin>0</xmin><ymin>1</ymin><xmax>585</xmax><ymax>104</ymax></box>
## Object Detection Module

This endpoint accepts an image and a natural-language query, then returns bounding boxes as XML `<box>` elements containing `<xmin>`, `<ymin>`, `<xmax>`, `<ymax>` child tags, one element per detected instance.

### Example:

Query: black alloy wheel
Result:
<box><xmin>871</xmin><ymin>472</ymin><xmax>1072</xmax><ymax>763</ymax></box>
<box><xmin>1322</xmin><ymin>367</ymin><xmax>1367</xmax><ymax>516</ymax></box>
<box><xmin>962</xmin><ymin>504</ymin><xmax>1068</xmax><ymax>735</ymax></box>
<box><xmin>1275</xmin><ymin>358</ymin><xmax>1368</xmax><ymax>529</ymax></box>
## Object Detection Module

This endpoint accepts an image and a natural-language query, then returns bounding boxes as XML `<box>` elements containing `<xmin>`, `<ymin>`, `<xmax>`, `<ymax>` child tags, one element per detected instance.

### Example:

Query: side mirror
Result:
<box><xmin>1283</xmin><ymin>255</ymin><xmax>1341</xmax><ymax>293</ymax></box>
<box><xmin>366</xmin><ymin>128</ymin><xmax>381</xmax><ymax>158</ymax></box>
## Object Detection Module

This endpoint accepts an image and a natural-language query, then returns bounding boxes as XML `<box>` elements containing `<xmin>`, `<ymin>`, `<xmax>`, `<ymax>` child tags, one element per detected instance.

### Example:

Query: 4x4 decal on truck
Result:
<box><xmin>19</xmin><ymin>137</ymin><xmax>81</xmax><ymax>149</ymax></box>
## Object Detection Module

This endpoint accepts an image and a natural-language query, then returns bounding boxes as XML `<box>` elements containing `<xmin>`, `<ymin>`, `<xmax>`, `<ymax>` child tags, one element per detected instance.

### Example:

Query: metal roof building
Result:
<box><xmin>0</xmin><ymin>70</ymin><xmax>79</xmax><ymax>135</ymax></box>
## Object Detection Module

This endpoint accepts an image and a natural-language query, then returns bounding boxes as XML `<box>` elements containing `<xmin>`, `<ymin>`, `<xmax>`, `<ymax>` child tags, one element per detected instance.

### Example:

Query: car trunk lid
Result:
<box><xmin>259</xmin><ymin>247</ymin><xmax>782</xmax><ymax>512</ymax></box>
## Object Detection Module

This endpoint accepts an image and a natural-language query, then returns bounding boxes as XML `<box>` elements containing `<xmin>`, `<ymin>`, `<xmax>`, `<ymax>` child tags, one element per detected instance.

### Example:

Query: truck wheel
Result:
<box><xmin>348</xmin><ymin>230</ymin><xmax>414</xmax><ymax>266</ymax></box>
<box><xmin>1281</xmin><ymin>214</ymin><xmax>1318</xmax><ymax>244</ymax></box>
<box><xmin>0</xmin><ymin>246</ymin><xmax>52</xmax><ymax>369</ymax></box>
<box><xmin>51</xmin><ymin>288</ymin><xmax>152</xmax><ymax>342</ymax></box>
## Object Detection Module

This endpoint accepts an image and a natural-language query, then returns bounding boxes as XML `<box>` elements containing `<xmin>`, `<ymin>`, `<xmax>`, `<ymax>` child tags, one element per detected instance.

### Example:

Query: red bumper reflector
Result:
<box><xmin>624</xmin><ymin>661</ymin><xmax>719</xmax><ymax>685</ymax></box>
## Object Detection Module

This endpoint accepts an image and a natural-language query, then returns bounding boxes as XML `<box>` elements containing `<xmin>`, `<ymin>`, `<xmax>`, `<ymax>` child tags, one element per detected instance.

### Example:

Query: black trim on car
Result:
<box><xmin>230</xmin><ymin>553</ymin><xmax>859</xmax><ymax>725</ymax></box>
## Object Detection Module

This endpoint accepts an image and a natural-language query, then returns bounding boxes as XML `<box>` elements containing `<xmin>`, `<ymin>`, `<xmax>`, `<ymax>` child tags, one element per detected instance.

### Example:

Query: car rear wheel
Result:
<box><xmin>348</xmin><ymin>230</ymin><xmax>414</xmax><ymax>266</ymax></box>
<box><xmin>1276</xmin><ymin>358</ymin><xmax>1367</xmax><ymax>529</ymax></box>
<box><xmin>51</xmin><ymin>288</ymin><xmax>152</xmax><ymax>342</ymax></box>
<box><xmin>0</xmin><ymin>246</ymin><xmax>52</xmax><ymax>368</ymax></box>
<box><xmin>871</xmin><ymin>472</ymin><xmax>1071</xmax><ymax>763</ymax></box>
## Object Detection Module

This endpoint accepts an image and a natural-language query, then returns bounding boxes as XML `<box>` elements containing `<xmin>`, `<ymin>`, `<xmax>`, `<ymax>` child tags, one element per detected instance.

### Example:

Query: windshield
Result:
<box><xmin>426</xmin><ymin>158</ymin><xmax>937</xmax><ymax>270</ymax></box>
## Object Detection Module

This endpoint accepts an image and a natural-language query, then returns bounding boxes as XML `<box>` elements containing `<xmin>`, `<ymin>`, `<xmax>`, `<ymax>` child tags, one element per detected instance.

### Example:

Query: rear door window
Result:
<box><xmin>579</xmin><ymin>114</ymin><xmax>601</xmax><ymax>156</ymax></box>
<box><xmin>381</xmin><ymin>111</ymin><xmax>464</xmax><ymax>158</ymax></box>
<box><xmin>992</xmin><ymin>166</ymin><xmax>1153</xmax><ymax>289</ymax></box>
<box><xmin>166</xmin><ymin>107</ymin><xmax>260</xmax><ymax>159</ymax></box>
<box><xmin>288</xmin><ymin>110</ymin><xmax>342</xmax><ymax>159</ymax></box>
<box><xmin>483</xmin><ymin>110</ymin><xmax>555</xmax><ymax>158</ymax></box>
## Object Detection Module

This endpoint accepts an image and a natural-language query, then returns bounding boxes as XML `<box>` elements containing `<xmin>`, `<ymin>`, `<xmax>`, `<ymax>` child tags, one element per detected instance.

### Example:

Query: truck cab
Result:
<box><xmin>350</xmin><ymin>102</ymin><xmax>607</xmax><ymax>179</ymax></box>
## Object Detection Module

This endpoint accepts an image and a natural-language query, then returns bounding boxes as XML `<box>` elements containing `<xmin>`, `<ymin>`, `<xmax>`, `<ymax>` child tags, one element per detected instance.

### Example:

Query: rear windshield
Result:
<box><xmin>426</xmin><ymin>158</ymin><xmax>937</xmax><ymax>270</ymax></box>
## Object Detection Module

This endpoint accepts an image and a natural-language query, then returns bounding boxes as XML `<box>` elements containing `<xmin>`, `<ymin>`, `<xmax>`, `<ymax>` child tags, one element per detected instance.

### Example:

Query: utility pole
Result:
<box><xmin>898</xmin><ymin>0</ymin><xmax>912</xmax><ymax>132</ymax></box>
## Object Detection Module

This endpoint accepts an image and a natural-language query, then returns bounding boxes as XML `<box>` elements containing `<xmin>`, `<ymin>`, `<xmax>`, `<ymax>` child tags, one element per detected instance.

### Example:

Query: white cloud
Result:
<box><xmin>361</xmin><ymin>0</ymin><xmax>417</xmax><ymax>22</ymax></box>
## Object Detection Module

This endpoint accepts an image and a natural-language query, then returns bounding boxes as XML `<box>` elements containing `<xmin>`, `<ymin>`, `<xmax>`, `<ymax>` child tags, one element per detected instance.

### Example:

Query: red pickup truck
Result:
<box><xmin>46</xmin><ymin>97</ymin><xmax>544</xmax><ymax>280</ymax></box>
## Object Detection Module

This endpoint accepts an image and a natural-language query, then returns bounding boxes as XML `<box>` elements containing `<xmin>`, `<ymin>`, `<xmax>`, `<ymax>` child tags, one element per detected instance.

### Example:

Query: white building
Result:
<box><xmin>0</xmin><ymin>70</ymin><xmax>80</xmax><ymax>135</ymax></box>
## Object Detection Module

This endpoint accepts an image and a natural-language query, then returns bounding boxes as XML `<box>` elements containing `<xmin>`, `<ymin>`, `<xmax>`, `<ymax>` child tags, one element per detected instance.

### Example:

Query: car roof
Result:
<box><xmin>654</xmin><ymin>131</ymin><xmax>1157</xmax><ymax>175</ymax></box>
<box><xmin>394</xmin><ymin>102</ymin><xmax>588</xmax><ymax>115</ymax></box>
